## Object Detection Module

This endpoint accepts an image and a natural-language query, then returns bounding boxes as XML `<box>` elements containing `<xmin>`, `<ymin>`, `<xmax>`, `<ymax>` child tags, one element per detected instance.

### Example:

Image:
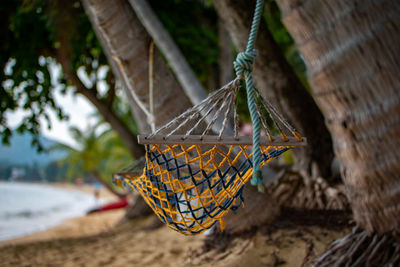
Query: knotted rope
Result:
<box><xmin>233</xmin><ymin>0</ymin><xmax>265</xmax><ymax>192</ymax></box>
<box><xmin>113</xmin><ymin>0</ymin><xmax>307</xmax><ymax>236</ymax></box>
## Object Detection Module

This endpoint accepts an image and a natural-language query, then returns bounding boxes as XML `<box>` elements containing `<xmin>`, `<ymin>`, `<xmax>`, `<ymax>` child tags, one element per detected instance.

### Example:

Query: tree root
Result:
<box><xmin>124</xmin><ymin>193</ymin><xmax>153</xmax><ymax>220</ymax></box>
<box><xmin>312</xmin><ymin>227</ymin><xmax>400</xmax><ymax>266</ymax></box>
<box><xmin>265</xmin><ymin>170</ymin><xmax>349</xmax><ymax>210</ymax></box>
<box><xmin>222</xmin><ymin>184</ymin><xmax>280</xmax><ymax>233</ymax></box>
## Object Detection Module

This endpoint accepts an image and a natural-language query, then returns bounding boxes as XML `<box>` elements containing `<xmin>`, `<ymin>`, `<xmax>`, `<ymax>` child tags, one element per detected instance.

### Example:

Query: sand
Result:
<box><xmin>1</xmin><ymin>209</ymin><xmax>125</xmax><ymax>246</ymax></box>
<box><xmin>0</xmin><ymin>208</ymin><xmax>352</xmax><ymax>266</ymax></box>
<box><xmin>0</xmin><ymin>182</ymin><xmax>123</xmax><ymax>246</ymax></box>
<box><xmin>0</xmin><ymin>183</ymin><xmax>353</xmax><ymax>266</ymax></box>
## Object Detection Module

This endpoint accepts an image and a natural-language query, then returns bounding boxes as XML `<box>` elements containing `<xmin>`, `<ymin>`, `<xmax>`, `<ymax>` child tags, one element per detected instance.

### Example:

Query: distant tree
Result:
<box><xmin>0</xmin><ymin>0</ymin><xmax>144</xmax><ymax>157</ymax></box>
<box><xmin>1</xmin><ymin>0</ymin><xmax>221</xmax><ymax>154</ymax></box>
<box><xmin>1</xmin><ymin>0</ymin><xmax>232</xmax><ymax>221</ymax></box>
<box><xmin>44</xmin><ymin>160</ymin><xmax>67</xmax><ymax>182</ymax></box>
<box><xmin>53</xmin><ymin>124</ymin><xmax>131</xmax><ymax>198</ymax></box>
<box><xmin>82</xmin><ymin>0</ymin><xmax>208</xmax><ymax>218</ymax></box>
<box><xmin>0</xmin><ymin>163</ymin><xmax>12</xmax><ymax>180</ymax></box>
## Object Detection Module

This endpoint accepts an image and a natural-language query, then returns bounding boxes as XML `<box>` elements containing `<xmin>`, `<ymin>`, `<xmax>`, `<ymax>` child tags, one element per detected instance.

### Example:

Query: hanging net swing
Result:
<box><xmin>113</xmin><ymin>0</ymin><xmax>306</xmax><ymax>235</ymax></box>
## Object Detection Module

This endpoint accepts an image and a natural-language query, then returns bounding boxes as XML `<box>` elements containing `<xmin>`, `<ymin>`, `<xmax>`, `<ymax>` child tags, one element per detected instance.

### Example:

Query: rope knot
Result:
<box><xmin>234</xmin><ymin>49</ymin><xmax>258</xmax><ymax>78</ymax></box>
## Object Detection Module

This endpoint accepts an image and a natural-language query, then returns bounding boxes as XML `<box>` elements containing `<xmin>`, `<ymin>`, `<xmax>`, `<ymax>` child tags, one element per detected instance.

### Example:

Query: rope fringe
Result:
<box><xmin>113</xmin><ymin>0</ymin><xmax>306</xmax><ymax>235</ymax></box>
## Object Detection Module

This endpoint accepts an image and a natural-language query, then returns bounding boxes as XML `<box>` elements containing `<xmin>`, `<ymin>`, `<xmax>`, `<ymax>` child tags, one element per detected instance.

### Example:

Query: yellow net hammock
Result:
<box><xmin>113</xmin><ymin>0</ymin><xmax>306</xmax><ymax>235</ymax></box>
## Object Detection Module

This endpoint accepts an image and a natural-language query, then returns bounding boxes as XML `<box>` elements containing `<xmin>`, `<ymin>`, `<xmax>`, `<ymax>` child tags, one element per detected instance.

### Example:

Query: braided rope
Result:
<box><xmin>233</xmin><ymin>0</ymin><xmax>265</xmax><ymax>191</ymax></box>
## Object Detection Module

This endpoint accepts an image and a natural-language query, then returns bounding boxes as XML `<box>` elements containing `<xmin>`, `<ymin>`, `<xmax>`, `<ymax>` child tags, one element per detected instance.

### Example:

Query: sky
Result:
<box><xmin>4</xmin><ymin>60</ymin><xmax>108</xmax><ymax>149</ymax></box>
<box><xmin>6</xmin><ymin>89</ymin><xmax>97</xmax><ymax>149</ymax></box>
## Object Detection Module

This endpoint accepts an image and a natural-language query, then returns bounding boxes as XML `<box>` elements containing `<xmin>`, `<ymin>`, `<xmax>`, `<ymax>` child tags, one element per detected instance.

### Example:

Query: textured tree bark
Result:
<box><xmin>124</xmin><ymin>191</ymin><xmax>154</xmax><ymax>219</ymax></box>
<box><xmin>81</xmin><ymin>0</ymin><xmax>192</xmax><ymax>134</ymax></box>
<box><xmin>128</xmin><ymin>0</ymin><xmax>231</xmax><ymax>134</ymax></box>
<box><xmin>213</xmin><ymin>0</ymin><xmax>334</xmax><ymax>179</ymax></box>
<box><xmin>218</xmin><ymin>20</ymin><xmax>234</xmax><ymax>87</ymax></box>
<box><xmin>53</xmin><ymin>0</ymin><xmax>145</xmax><ymax>159</ymax></box>
<box><xmin>69</xmin><ymin>72</ymin><xmax>145</xmax><ymax>159</ymax></box>
<box><xmin>127</xmin><ymin>0</ymin><xmax>208</xmax><ymax>106</ymax></box>
<box><xmin>91</xmin><ymin>170</ymin><xmax>126</xmax><ymax>199</ymax></box>
<box><xmin>277</xmin><ymin>0</ymin><xmax>400</xmax><ymax>234</ymax></box>
<box><xmin>82</xmin><ymin>0</ymin><xmax>194</xmax><ymax>221</ymax></box>
<box><xmin>223</xmin><ymin>184</ymin><xmax>280</xmax><ymax>233</ymax></box>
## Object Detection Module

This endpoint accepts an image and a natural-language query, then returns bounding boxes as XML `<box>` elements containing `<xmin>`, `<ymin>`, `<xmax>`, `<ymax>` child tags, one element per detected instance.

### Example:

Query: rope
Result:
<box><xmin>113</xmin><ymin>55</ymin><xmax>155</xmax><ymax>131</ymax></box>
<box><xmin>115</xmin><ymin>142</ymin><xmax>290</xmax><ymax>234</ymax></box>
<box><xmin>112</xmin><ymin>40</ymin><xmax>158</xmax><ymax>133</ymax></box>
<box><xmin>233</xmin><ymin>0</ymin><xmax>265</xmax><ymax>191</ymax></box>
<box><xmin>147</xmin><ymin>79</ymin><xmax>240</xmax><ymax>139</ymax></box>
<box><xmin>148</xmin><ymin>40</ymin><xmax>156</xmax><ymax>132</ymax></box>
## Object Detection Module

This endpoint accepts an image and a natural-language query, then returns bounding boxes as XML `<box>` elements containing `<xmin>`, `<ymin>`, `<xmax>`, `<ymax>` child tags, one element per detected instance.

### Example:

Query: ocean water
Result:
<box><xmin>0</xmin><ymin>182</ymin><xmax>99</xmax><ymax>241</ymax></box>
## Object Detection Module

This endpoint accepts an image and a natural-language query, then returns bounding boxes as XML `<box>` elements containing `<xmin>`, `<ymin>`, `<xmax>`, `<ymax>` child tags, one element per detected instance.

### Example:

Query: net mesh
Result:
<box><xmin>112</xmin><ymin>0</ymin><xmax>306</xmax><ymax>235</ymax></box>
<box><xmin>114</xmin><ymin>143</ymin><xmax>291</xmax><ymax>235</ymax></box>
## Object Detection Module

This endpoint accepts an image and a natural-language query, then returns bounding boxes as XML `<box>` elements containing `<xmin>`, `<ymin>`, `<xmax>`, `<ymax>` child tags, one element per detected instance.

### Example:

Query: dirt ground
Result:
<box><xmin>0</xmin><ymin>208</ymin><xmax>353</xmax><ymax>267</ymax></box>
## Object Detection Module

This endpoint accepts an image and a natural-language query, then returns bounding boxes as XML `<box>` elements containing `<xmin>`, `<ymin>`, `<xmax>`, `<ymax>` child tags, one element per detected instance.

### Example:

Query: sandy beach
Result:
<box><xmin>0</xmin><ymin>183</ymin><xmax>123</xmax><ymax>246</ymax></box>
<box><xmin>0</xmin><ymin>216</ymin><xmax>352</xmax><ymax>267</ymax></box>
<box><xmin>0</xmin><ymin>182</ymin><xmax>352</xmax><ymax>267</ymax></box>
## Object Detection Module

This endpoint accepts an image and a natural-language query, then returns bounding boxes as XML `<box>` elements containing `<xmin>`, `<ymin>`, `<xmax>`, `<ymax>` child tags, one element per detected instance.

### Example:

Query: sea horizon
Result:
<box><xmin>0</xmin><ymin>181</ymin><xmax>101</xmax><ymax>241</ymax></box>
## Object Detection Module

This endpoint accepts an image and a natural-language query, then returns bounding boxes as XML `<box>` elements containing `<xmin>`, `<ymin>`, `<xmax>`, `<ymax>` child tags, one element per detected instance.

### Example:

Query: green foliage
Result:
<box><xmin>0</xmin><ymin>0</ymin><xmax>311</xmax><ymax>158</ymax></box>
<box><xmin>0</xmin><ymin>0</ymin><xmax>106</xmax><ymax>150</ymax></box>
<box><xmin>264</xmin><ymin>0</ymin><xmax>310</xmax><ymax>90</ymax></box>
<box><xmin>0</xmin><ymin>161</ymin><xmax>66</xmax><ymax>182</ymax></box>
<box><xmin>236</xmin><ymin>80</ymin><xmax>251</xmax><ymax>122</ymax></box>
<box><xmin>1</xmin><ymin>1</ymin><xmax>62</xmax><ymax>150</ymax></box>
<box><xmin>53</xmin><ymin>124</ymin><xmax>133</xmax><ymax>184</ymax></box>
<box><xmin>149</xmin><ymin>0</ymin><xmax>219</xmax><ymax>87</ymax></box>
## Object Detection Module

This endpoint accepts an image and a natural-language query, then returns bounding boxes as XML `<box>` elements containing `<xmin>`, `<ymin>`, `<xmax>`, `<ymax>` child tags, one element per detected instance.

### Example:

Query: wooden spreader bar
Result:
<box><xmin>138</xmin><ymin>135</ymin><xmax>307</xmax><ymax>146</ymax></box>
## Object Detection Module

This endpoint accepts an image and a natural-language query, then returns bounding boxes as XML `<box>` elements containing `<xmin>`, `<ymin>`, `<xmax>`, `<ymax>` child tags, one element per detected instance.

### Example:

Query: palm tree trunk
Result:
<box><xmin>82</xmin><ymin>0</ymin><xmax>196</xmax><ymax>221</ymax></box>
<box><xmin>213</xmin><ymin>0</ymin><xmax>334</xmax><ymax>180</ymax></box>
<box><xmin>223</xmin><ymin>184</ymin><xmax>280</xmax><ymax>233</ymax></box>
<box><xmin>91</xmin><ymin>170</ymin><xmax>126</xmax><ymax>199</ymax></box>
<box><xmin>54</xmin><ymin>3</ymin><xmax>145</xmax><ymax>159</ymax></box>
<box><xmin>127</xmin><ymin>0</ymin><xmax>231</xmax><ymax>134</ymax></box>
<box><xmin>127</xmin><ymin>0</ymin><xmax>208</xmax><ymax>106</ymax></box>
<box><xmin>218</xmin><ymin>20</ymin><xmax>234</xmax><ymax>87</ymax></box>
<box><xmin>81</xmin><ymin>0</ymin><xmax>192</xmax><ymax>133</ymax></box>
<box><xmin>277</xmin><ymin>0</ymin><xmax>400</xmax><ymax>234</ymax></box>
<box><xmin>67</xmin><ymin>72</ymin><xmax>145</xmax><ymax>159</ymax></box>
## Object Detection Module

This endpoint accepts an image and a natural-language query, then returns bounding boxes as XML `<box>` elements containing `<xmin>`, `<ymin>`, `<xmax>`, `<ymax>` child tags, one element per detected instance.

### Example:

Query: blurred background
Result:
<box><xmin>0</xmin><ymin>0</ymin><xmax>308</xmax><ymax>241</ymax></box>
<box><xmin>1</xmin><ymin>0</ymin><xmax>397</xmax><ymax>266</ymax></box>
